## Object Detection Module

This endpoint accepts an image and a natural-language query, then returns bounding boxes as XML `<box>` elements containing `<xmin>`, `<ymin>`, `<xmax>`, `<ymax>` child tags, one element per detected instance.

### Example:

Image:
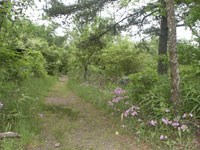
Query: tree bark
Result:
<box><xmin>83</xmin><ymin>63</ymin><xmax>88</xmax><ymax>80</ymax></box>
<box><xmin>166</xmin><ymin>0</ymin><xmax>180</xmax><ymax>104</ymax></box>
<box><xmin>158</xmin><ymin>14</ymin><xmax>168</xmax><ymax>75</ymax></box>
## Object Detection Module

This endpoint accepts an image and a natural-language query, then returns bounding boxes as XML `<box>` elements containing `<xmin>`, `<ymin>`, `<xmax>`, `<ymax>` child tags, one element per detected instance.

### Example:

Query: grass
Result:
<box><xmin>67</xmin><ymin>79</ymin><xmax>112</xmax><ymax>111</ymax></box>
<box><xmin>44</xmin><ymin>104</ymin><xmax>80</xmax><ymax>120</ymax></box>
<box><xmin>0</xmin><ymin>76</ymin><xmax>57</xmax><ymax>149</ymax></box>
<box><xmin>67</xmin><ymin>77</ymin><xmax>199</xmax><ymax>150</ymax></box>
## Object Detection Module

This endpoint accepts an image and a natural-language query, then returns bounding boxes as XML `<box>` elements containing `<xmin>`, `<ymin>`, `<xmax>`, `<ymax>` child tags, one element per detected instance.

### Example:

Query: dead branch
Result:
<box><xmin>0</xmin><ymin>132</ymin><xmax>20</xmax><ymax>139</ymax></box>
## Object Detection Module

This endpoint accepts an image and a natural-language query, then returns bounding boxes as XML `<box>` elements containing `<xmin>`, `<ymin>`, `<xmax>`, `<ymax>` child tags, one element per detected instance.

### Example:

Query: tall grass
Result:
<box><xmin>67</xmin><ymin>79</ymin><xmax>111</xmax><ymax>111</ymax></box>
<box><xmin>68</xmin><ymin>73</ymin><xmax>199</xmax><ymax>149</ymax></box>
<box><xmin>0</xmin><ymin>76</ymin><xmax>56</xmax><ymax>149</ymax></box>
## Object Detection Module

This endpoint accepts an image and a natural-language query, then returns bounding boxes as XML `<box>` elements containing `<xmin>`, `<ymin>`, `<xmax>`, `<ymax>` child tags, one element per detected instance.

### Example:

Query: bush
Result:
<box><xmin>0</xmin><ymin>48</ymin><xmax>47</xmax><ymax>82</ymax></box>
<box><xmin>180</xmin><ymin>79</ymin><xmax>200</xmax><ymax>118</ymax></box>
<box><xmin>128</xmin><ymin>69</ymin><xmax>159</xmax><ymax>100</ymax></box>
<box><xmin>178</xmin><ymin>41</ymin><xmax>200</xmax><ymax>65</ymax></box>
<box><xmin>23</xmin><ymin>50</ymin><xmax>47</xmax><ymax>78</ymax></box>
<box><xmin>42</xmin><ymin>46</ymin><xmax>63</xmax><ymax>75</ymax></box>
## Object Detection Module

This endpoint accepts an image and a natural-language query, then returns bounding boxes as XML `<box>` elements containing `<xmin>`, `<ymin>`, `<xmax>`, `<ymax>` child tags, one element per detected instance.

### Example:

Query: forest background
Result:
<box><xmin>0</xmin><ymin>0</ymin><xmax>200</xmax><ymax>149</ymax></box>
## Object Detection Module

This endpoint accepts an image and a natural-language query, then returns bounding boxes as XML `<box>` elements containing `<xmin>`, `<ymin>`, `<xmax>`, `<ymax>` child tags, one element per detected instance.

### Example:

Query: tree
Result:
<box><xmin>166</xmin><ymin>0</ymin><xmax>180</xmax><ymax>104</ymax></box>
<box><xmin>69</xmin><ymin>19</ymin><xmax>108</xmax><ymax>80</ymax></box>
<box><xmin>157</xmin><ymin>0</ymin><xmax>168</xmax><ymax>75</ymax></box>
<box><xmin>44</xmin><ymin>0</ymin><xmax>170</xmax><ymax>76</ymax></box>
<box><xmin>45</xmin><ymin>0</ymin><xmax>200</xmax><ymax>105</ymax></box>
<box><xmin>45</xmin><ymin>0</ymin><xmax>200</xmax><ymax>76</ymax></box>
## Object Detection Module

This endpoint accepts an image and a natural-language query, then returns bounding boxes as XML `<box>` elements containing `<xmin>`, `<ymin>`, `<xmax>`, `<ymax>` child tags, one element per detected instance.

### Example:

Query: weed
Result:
<box><xmin>0</xmin><ymin>76</ymin><xmax>56</xmax><ymax>149</ymax></box>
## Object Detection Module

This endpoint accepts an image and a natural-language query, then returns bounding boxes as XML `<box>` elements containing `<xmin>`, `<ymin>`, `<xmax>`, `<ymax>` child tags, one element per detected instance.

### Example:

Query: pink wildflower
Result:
<box><xmin>149</xmin><ymin>120</ymin><xmax>157</xmax><ymax>126</ymax></box>
<box><xmin>168</xmin><ymin>120</ymin><xmax>172</xmax><ymax>124</ymax></box>
<box><xmin>124</xmin><ymin>110</ymin><xmax>129</xmax><ymax>117</ymax></box>
<box><xmin>112</xmin><ymin>96</ymin><xmax>124</xmax><ymax>103</ymax></box>
<box><xmin>123</xmin><ymin>105</ymin><xmax>139</xmax><ymax>117</ymax></box>
<box><xmin>131</xmin><ymin>111</ymin><xmax>138</xmax><ymax>117</ymax></box>
<box><xmin>162</xmin><ymin>118</ymin><xmax>170</xmax><ymax>125</ymax></box>
<box><xmin>160</xmin><ymin>135</ymin><xmax>168</xmax><ymax>140</ymax></box>
<box><xmin>171</xmin><ymin>122</ymin><xmax>179</xmax><ymax>128</ymax></box>
<box><xmin>113</xmin><ymin>88</ymin><xmax>126</xmax><ymax>95</ymax></box>
<box><xmin>180</xmin><ymin>124</ymin><xmax>188</xmax><ymax>132</ymax></box>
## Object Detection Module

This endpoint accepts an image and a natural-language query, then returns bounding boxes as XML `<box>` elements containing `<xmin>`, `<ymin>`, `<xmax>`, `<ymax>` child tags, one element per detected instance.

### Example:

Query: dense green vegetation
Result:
<box><xmin>0</xmin><ymin>0</ymin><xmax>200</xmax><ymax>149</ymax></box>
<box><xmin>0</xmin><ymin>77</ymin><xmax>56</xmax><ymax>149</ymax></box>
<box><xmin>0</xmin><ymin>1</ymin><xmax>64</xmax><ymax>149</ymax></box>
<box><xmin>68</xmin><ymin>38</ymin><xmax>200</xmax><ymax>149</ymax></box>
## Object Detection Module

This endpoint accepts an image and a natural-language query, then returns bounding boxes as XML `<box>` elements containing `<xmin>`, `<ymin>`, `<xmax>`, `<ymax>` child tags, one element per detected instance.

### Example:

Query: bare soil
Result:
<box><xmin>29</xmin><ymin>76</ymin><xmax>150</xmax><ymax>150</ymax></box>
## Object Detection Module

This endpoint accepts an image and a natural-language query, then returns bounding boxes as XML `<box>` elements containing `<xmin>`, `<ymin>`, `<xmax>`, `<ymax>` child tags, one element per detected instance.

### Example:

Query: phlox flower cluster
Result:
<box><xmin>178</xmin><ymin>124</ymin><xmax>189</xmax><ymax>132</ymax></box>
<box><xmin>108</xmin><ymin>87</ymin><xmax>128</xmax><ymax>106</ymax></box>
<box><xmin>113</xmin><ymin>87</ymin><xmax>127</xmax><ymax>95</ymax></box>
<box><xmin>109</xmin><ymin>88</ymin><xmax>195</xmax><ymax>141</ymax></box>
<box><xmin>148</xmin><ymin>110</ymin><xmax>193</xmax><ymax>140</ymax></box>
<box><xmin>112</xmin><ymin>96</ymin><xmax>128</xmax><ymax>103</ymax></box>
<box><xmin>160</xmin><ymin>135</ymin><xmax>168</xmax><ymax>140</ymax></box>
<box><xmin>124</xmin><ymin>105</ymin><xmax>140</xmax><ymax>117</ymax></box>
<box><xmin>161</xmin><ymin>113</ymin><xmax>192</xmax><ymax>132</ymax></box>
<box><xmin>162</xmin><ymin>116</ymin><xmax>181</xmax><ymax>127</ymax></box>
<box><xmin>148</xmin><ymin>120</ymin><xmax>157</xmax><ymax>126</ymax></box>
<box><xmin>162</xmin><ymin>118</ymin><xmax>173</xmax><ymax>125</ymax></box>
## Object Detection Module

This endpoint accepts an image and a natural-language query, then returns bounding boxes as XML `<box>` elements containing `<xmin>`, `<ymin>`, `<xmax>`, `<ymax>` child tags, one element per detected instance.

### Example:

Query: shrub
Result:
<box><xmin>180</xmin><ymin>80</ymin><xmax>200</xmax><ymax>118</ymax></box>
<box><xmin>128</xmin><ymin>69</ymin><xmax>159</xmax><ymax>100</ymax></box>
<box><xmin>23</xmin><ymin>50</ymin><xmax>47</xmax><ymax>78</ymax></box>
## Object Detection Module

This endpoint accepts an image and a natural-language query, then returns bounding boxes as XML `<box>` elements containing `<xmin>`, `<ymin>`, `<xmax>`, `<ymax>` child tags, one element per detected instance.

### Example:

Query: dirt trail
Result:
<box><xmin>32</xmin><ymin>76</ymin><xmax>150</xmax><ymax>150</ymax></box>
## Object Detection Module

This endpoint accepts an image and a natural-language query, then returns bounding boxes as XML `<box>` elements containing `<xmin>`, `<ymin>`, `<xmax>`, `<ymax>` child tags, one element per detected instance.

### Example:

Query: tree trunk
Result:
<box><xmin>158</xmin><ymin>14</ymin><xmax>168</xmax><ymax>75</ymax></box>
<box><xmin>83</xmin><ymin>64</ymin><xmax>88</xmax><ymax>80</ymax></box>
<box><xmin>166</xmin><ymin>0</ymin><xmax>180</xmax><ymax>104</ymax></box>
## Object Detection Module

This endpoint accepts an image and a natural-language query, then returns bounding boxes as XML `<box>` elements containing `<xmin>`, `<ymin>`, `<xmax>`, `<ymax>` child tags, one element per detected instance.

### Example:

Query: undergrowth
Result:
<box><xmin>67</xmin><ymin>79</ymin><xmax>111</xmax><ymax>111</ymax></box>
<box><xmin>0</xmin><ymin>76</ymin><xmax>56</xmax><ymax>149</ymax></box>
<box><xmin>68</xmin><ymin>72</ymin><xmax>200</xmax><ymax>150</ymax></box>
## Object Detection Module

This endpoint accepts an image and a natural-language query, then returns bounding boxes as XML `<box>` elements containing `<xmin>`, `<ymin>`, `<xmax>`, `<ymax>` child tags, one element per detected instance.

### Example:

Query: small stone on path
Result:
<box><xmin>55</xmin><ymin>142</ymin><xmax>60</xmax><ymax>148</ymax></box>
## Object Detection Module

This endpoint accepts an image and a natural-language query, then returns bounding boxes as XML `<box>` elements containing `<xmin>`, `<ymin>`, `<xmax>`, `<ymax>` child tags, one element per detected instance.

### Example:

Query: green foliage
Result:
<box><xmin>69</xmin><ymin>75</ymin><xmax>197</xmax><ymax>149</ymax></box>
<box><xmin>128</xmin><ymin>69</ymin><xmax>159</xmax><ymax>100</ymax></box>
<box><xmin>23</xmin><ymin>50</ymin><xmax>47</xmax><ymax>77</ymax></box>
<box><xmin>139</xmin><ymin>77</ymin><xmax>171</xmax><ymax>117</ymax></box>
<box><xmin>100</xmin><ymin>38</ymin><xmax>143</xmax><ymax>77</ymax></box>
<box><xmin>178</xmin><ymin>41</ymin><xmax>200</xmax><ymax>77</ymax></box>
<box><xmin>0</xmin><ymin>76</ymin><xmax>56</xmax><ymax>148</ymax></box>
<box><xmin>0</xmin><ymin>48</ymin><xmax>47</xmax><ymax>82</ymax></box>
<box><xmin>67</xmin><ymin>20</ymin><xmax>108</xmax><ymax>79</ymax></box>
<box><xmin>178</xmin><ymin>41</ymin><xmax>200</xmax><ymax>65</ymax></box>
<box><xmin>0</xmin><ymin>17</ymin><xmax>68</xmax><ymax>78</ymax></box>
<box><xmin>67</xmin><ymin>79</ymin><xmax>111</xmax><ymax>110</ymax></box>
<box><xmin>42</xmin><ymin>46</ymin><xmax>65</xmax><ymax>75</ymax></box>
<box><xmin>180</xmin><ymin>67</ymin><xmax>200</xmax><ymax>118</ymax></box>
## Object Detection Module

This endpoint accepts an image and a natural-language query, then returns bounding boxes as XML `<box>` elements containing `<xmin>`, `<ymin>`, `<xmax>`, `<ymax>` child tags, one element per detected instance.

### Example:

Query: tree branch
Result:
<box><xmin>0</xmin><ymin>132</ymin><xmax>20</xmax><ymax>139</ymax></box>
